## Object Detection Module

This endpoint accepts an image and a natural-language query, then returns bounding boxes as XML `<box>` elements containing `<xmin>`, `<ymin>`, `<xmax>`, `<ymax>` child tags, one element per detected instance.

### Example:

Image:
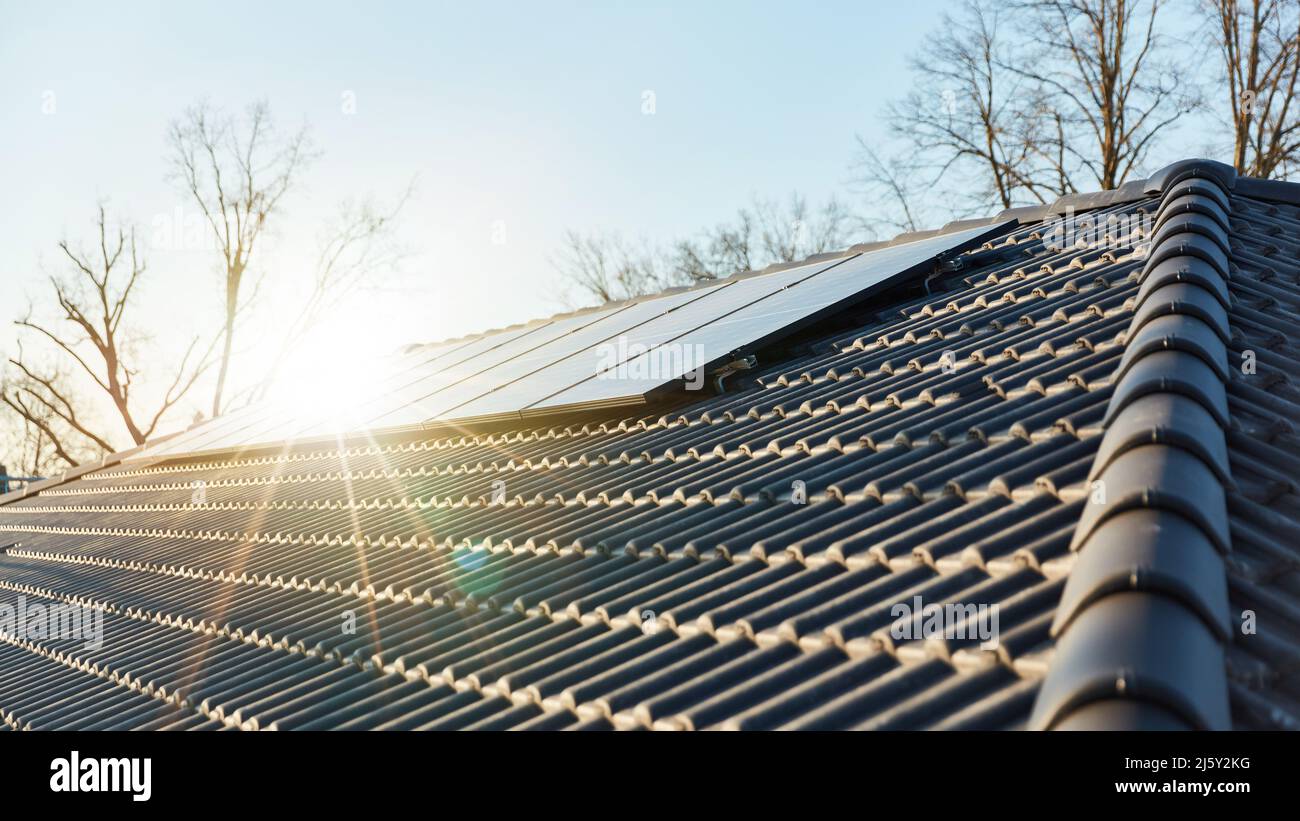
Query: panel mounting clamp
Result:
<box><xmin>710</xmin><ymin>354</ymin><xmax>757</xmax><ymax>393</ymax></box>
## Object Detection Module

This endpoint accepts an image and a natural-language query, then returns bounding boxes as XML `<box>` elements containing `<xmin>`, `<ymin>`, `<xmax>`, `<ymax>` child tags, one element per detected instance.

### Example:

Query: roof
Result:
<box><xmin>0</xmin><ymin>158</ymin><xmax>1295</xmax><ymax>730</ymax></box>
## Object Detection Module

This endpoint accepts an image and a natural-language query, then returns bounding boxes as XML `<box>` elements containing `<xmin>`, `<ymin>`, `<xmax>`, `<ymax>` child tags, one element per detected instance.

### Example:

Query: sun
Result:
<box><xmin>264</xmin><ymin>324</ymin><xmax>401</xmax><ymax>438</ymax></box>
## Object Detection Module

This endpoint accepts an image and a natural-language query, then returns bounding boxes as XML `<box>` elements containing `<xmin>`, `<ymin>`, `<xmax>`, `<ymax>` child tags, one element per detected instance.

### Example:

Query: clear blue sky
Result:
<box><xmin>0</xmin><ymin>0</ymin><xmax>944</xmax><ymax>431</ymax></box>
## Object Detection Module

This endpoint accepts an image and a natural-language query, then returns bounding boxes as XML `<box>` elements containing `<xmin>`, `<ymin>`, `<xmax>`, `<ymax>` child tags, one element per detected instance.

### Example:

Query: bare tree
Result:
<box><xmin>2</xmin><ymin>205</ymin><xmax>217</xmax><ymax>465</ymax></box>
<box><xmin>1</xmin><ymin>348</ymin><xmax>84</xmax><ymax>473</ymax></box>
<box><xmin>169</xmin><ymin>100</ymin><xmax>314</xmax><ymax>416</ymax></box>
<box><xmin>672</xmin><ymin>212</ymin><xmax>759</xmax><ymax>282</ymax></box>
<box><xmin>553</xmin><ymin>232</ymin><xmax>676</xmax><ymax>305</ymax></box>
<box><xmin>860</xmin><ymin>0</ymin><xmax>1199</xmax><ymax>224</ymax></box>
<box><xmin>856</xmin><ymin>0</ymin><xmax>1068</xmax><ymax>219</ymax></box>
<box><xmin>1012</xmin><ymin>0</ymin><xmax>1199</xmax><ymax>190</ymax></box>
<box><xmin>851</xmin><ymin>144</ymin><xmax>928</xmax><ymax>235</ymax></box>
<box><xmin>554</xmin><ymin>194</ymin><xmax>859</xmax><ymax>306</ymax></box>
<box><xmin>672</xmin><ymin>194</ymin><xmax>856</xmax><ymax>282</ymax></box>
<box><xmin>1202</xmin><ymin>0</ymin><xmax>1300</xmax><ymax>178</ymax></box>
<box><xmin>3</xmin><ymin>408</ymin><xmax>56</xmax><ymax>479</ymax></box>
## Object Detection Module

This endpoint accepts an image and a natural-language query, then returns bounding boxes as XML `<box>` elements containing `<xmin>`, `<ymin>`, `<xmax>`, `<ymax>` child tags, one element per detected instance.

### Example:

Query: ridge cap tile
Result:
<box><xmin>1031</xmin><ymin>169</ymin><xmax>1236</xmax><ymax>731</ymax></box>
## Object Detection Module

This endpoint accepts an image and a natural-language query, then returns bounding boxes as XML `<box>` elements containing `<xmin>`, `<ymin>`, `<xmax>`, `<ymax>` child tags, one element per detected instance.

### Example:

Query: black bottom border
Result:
<box><xmin>2</xmin><ymin>730</ymin><xmax>1286</xmax><ymax>809</ymax></box>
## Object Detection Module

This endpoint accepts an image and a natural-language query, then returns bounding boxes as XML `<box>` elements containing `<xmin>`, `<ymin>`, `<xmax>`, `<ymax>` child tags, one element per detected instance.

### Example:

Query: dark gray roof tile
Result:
<box><xmin>1118</xmin><ymin>313</ymin><xmax>1230</xmax><ymax>382</ymax></box>
<box><xmin>1052</xmin><ymin>510</ymin><xmax>1231</xmax><ymax>640</ymax></box>
<box><xmin>1105</xmin><ymin>350</ymin><xmax>1229</xmax><ymax>427</ymax></box>
<box><xmin>1130</xmin><ymin>282</ymin><xmax>1232</xmax><ymax>343</ymax></box>
<box><xmin>1090</xmin><ymin>392</ymin><xmax>1232</xmax><ymax>484</ymax></box>
<box><xmin>1031</xmin><ymin>592</ymin><xmax>1230</xmax><ymax>729</ymax></box>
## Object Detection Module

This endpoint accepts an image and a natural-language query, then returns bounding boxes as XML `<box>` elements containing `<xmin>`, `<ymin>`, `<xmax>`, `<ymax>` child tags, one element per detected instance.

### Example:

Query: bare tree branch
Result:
<box><xmin>1007</xmin><ymin>0</ymin><xmax>1200</xmax><ymax>190</ymax></box>
<box><xmin>851</xmin><ymin>141</ymin><xmax>928</xmax><ymax>234</ymax></box>
<box><xmin>5</xmin><ymin>205</ymin><xmax>218</xmax><ymax>460</ymax></box>
<box><xmin>851</xmin><ymin>0</ymin><xmax>1078</xmax><ymax>226</ymax></box>
<box><xmin>552</xmin><ymin>231</ymin><xmax>671</xmax><ymax>306</ymax></box>
<box><xmin>1</xmin><ymin>390</ymin><xmax>77</xmax><ymax>469</ymax></box>
<box><xmin>250</xmin><ymin>180</ymin><xmax>416</xmax><ymax>402</ymax></box>
<box><xmin>1201</xmin><ymin>0</ymin><xmax>1300</xmax><ymax>178</ymax></box>
<box><xmin>554</xmin><ymin>194</ymin><xmax>859</xmax><ymax>306</ymax></box>
<box><xmin>168</xmin><ymin>100</ymin><xmax>316</xmax><ymax>415</ymax></box>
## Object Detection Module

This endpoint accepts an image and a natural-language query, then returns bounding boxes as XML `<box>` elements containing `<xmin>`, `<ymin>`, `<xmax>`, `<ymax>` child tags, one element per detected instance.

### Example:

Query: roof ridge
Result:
<box><xmin>1029</xmin><ymin>159</ymin><xmax>1238</xmax><ymax>730</ymax></box>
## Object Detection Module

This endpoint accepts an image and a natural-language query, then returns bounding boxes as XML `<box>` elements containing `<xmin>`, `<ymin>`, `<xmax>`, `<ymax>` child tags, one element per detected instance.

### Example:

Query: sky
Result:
<box><xmin>0</xmin><ymin>0</ymin><xmax>963</xmax><ymax>444</ymax></box>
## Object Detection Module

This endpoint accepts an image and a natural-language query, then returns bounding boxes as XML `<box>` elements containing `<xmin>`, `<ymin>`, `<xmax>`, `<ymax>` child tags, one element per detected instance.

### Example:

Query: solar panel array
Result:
<box><xmin>134</xmin><ymin>222</ymin><xmax>1011</xmax><ymax>459</ymax></box>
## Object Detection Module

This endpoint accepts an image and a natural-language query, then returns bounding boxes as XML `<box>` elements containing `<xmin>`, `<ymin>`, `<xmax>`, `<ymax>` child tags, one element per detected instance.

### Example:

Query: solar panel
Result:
<box><xmin>454</xmin><ymin>221</ymin><xmax>1010</xmax><ymax>420</ymax></box>
<box><xmin>366</xmin><ymin>279</ymin><xmax>735</xmax><ymax>428</ymax></box>
<box><xmin>131</xmin><ymin>220</ymin><xmax>1011</xmax><ymax>459</ymax></box>
<box><xmin>434</xmin><ymin>259</ymin><xmax>826</xmax><ymax>421</ymax></box>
